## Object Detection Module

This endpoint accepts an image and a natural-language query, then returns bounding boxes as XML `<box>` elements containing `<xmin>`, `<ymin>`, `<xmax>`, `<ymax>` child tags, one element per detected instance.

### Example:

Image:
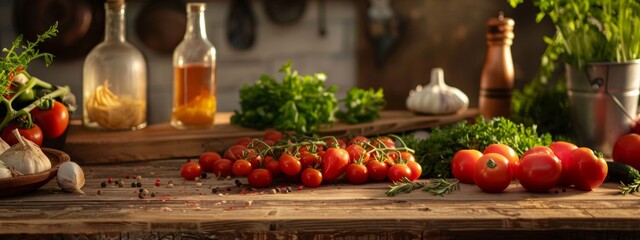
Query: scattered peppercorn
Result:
<box><xmin>167</xmin><ymin>183</ymin><xmax>174</xmax><ymax>188</ymax></box>
<box><xmin>155</xmin><ymin>182</ymin><xmax>160</xmax><ymax>187</ymax></box>
<box><xmin>136</xmin><ymin>175</ymin><xmax>142</xmax><ymax>181</ymax></box>
<box><xmin>97</xmin><ymin>190</ymin><xmax>103</xmax><ymax>195</ymax></box>
<box><xmin>194</xmin><ymin>177</ymin><xmax>200</xmax><ymax>182</ymax></box>
<box><xmin>114</xmin><ymin>180</ymin><xmax>119</xmax><ymax>185</ymax></box>
<box><xmin>235</xmin><ymin>179</ymin><xmax>242</xmax><ymax>187</ymax></box>
<box><xmin>138</xmin><ymin>192</ymin><xmax>145</xmax><ymax>199</ymax></box>
<box><xmin>286</xmin><ymin>187</ymin><xmax>293</xmax><ymax>192</ymax></box>
<box><xmin>150</xmin><ymin>192</ymin><xmax>157</xmax><ymax>197</ymax></box>
<box><xmin>139</xmin><ymin>188</ymin><xmax>144</xmax><ymax>193</ymax></box>
<box><xmin>196</xmin><ymin>182</ymin><xmax>203</xmax><ymax>187</ymax></box>
<box><xmin>142</xmin><ymin>189</ymin><xmax>149</xmax><ymax>195</ymax></box>
<box><xmin>118</xmin><ymin>181</ymin><xmax>125</xmax><ymax>188</ymax></box>
<box><xmin>100</xmin><ymin>181</ymin><xmax>107</xmax><ymax>188</ymax></box>
<box><xmin>201</xmin><ymin>172</ymin><xmax>208</xmax><ymax>179</ymax></box>
<box><xmin>131</xmin><ymin>182</ymin><xmax>136</xmax><ymax>188</ymax></box>
<box><xmin>136</xmin><ymin>182</ymin><xmax>142</xmax><ymax>188</ymax></box>
<box><xmin>125</xmin><ymin>174</ymin><xmax>130</xmax><ymax>179</ymax></box>
<box><xmin>297</xmin><ymin>185</ymin><xmax>303</xmax><ymax>190</ymax></box>
<box><xmin>226</xmin><ymin>187</ymin><xmax>232</xmax><ymax>192</ymax></box>
<box><xmin>107</xmin><ymin>178</ymin><xmax>113</xmax><ymax>184</ymax></box>
<box><xmin>168</xmin><ymin>180</ymin><xmax>173</xmax><ymax>184</ymax></box>
<box><xmin>225</xmin><ymin>175</ymin><xmax>231</xmax><ymax>180</ymax></box>
<box><xmin>212</xmin><ymin>187</ymin><xmax>218</xmax><ymax>194</ymax></box>
<box><xmin>270</xmin><ymin>189</ymin><xmax>277</xmax><ymax>194</ymax></box>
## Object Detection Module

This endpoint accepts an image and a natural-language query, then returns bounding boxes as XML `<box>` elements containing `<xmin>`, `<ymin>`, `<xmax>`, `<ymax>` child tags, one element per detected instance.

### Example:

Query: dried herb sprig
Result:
<box><xmin>620</xmin><ymin>179</ymin><xmax>640</xmax><ymax>195</ymax></box>
<box><xmin>385</xmin><ymin>177</ymin><xmax>460</xmax><ymax>197</ymax></box>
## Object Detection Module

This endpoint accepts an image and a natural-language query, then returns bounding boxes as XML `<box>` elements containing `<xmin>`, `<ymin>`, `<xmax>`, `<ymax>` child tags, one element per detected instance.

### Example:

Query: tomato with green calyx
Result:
<box><xmin>346</xmin><ymin>163</ymin><xmax>368</xmax><ymax>184</ymax></box>
<box><xmin>483</xmin><ymin>143</ymin><xmax>519</xmax><ymax>180</ymax></box>
<box><xmin>571</xmin><ymin>148</ymin><xmax>608</xmax><ymax>191</ymax></box>
<box><xmin>613</xmin><ymin>134</ymin><xmax>640</xmax><ymax>171</ymax></box>
<box><xmin>549</xmin><ymin>141</ymin><xmax>578</xmax><ymax>186</ymax></box>
<box><xmin>301</xmin><ymin>168</ymin><xmax>323</xmax><ymax>188</ymax></box>
<box><xmin>366</xmin><ymin>159</ymin><xmax>388</xmax><ymax>182</ymax></box>
<box><xmin>30</xmin><ymin>100</ymin><xmax>69</xmax><ymax>139</ymax></box>
<box><xmin>180</xmin><ymin>161</ymin><xmax>202</xmax><ymax>180</ymax></box>
<box><xmin>346</xmin><ymin>144</ymin><xmax>369</xmax><ymax>164</ymax></box>
<box><xmin>278</xmin><ymin>154</ymin><xmax>302</xmax><ymax>176</ymax></box>
<box><xmin>322</xmin><ymin>147</ymin><xmax>350</xmax><ymax>181</ymax></box>
<box><xmin>248</xmin><ymin>169</ymin><xmax>273</xmax><ymax>188</ymax></box>
<box><xmin>518</xmin><ymin>153</ymin><xmax>562</xmax><ymax>193</ymax></box>
<box><xmin>388</xmin><ymin>163</ymin><xmax>412</xmax><ymax>182</ymax></box>
<box><xmin>232</xmin><ymin>159</ymin><xmax>253</xmax><ymax>177</ymax></box>
<box><xmin>199</xmin><ymin>152</ymin><xmax>221</xmax><ymax>172</ymax></box>
<box><xmin>223</xmin><ymin>145</ymin><xmax>248</xmax><ymax>161</ymax></box>
<box><xmin>1</xmin><ymin>122</ymin><xmax>43</xmax><ymax>146</ymax></box>
<box><xmin>451</xmin><ymin>149</ymin><xmax>483</xmax><ymax>184</ymax></box>
<box><xmin>300</xmin><ymin>152</ymin><xmax>320</xmax><ymax>169</ymax></box>
<box><xmin>474</xmin><ymin>153</ymin><xmax>512</xmax><ymax>193</ymax></box>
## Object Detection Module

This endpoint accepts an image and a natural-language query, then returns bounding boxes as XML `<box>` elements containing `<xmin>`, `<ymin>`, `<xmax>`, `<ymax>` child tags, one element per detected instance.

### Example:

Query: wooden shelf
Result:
<box><xmin>64</xmin><ymin>109</ymin><xmax>478</xmax><ymax>164</ymax></box>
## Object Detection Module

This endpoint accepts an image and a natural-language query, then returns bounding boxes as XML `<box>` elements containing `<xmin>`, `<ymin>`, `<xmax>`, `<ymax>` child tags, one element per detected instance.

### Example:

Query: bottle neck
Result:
<box><xmin>104</xmin><ymin>4</ymin><xmax>126</xmax><ymax>42</ymax></box>
<box><xmin>185</xmin><ymin>10</ymin><xmax>207</xmax><ymax>39</ymax></box>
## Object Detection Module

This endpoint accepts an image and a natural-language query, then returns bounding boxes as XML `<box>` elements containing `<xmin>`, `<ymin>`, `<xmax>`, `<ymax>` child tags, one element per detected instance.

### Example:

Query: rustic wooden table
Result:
<box><xmin>1</xmin><ymin>159</ymin><xmax>639</xmax><ymax>240</ymax></box>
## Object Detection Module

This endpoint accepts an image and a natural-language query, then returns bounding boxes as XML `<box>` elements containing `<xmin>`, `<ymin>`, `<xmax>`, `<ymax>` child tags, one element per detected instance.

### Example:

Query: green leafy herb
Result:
<box><xmin>620</xmin><ymin>179</ymin><xmax>640</xmax><ymax>195</ymax></box>
<box><xmin>403</xmin><ymin>117</ymin><xmax>552</xmax><ymax>178</ymax></box>
<box><xmin>231</xmin><ymin>61</ymin><xmax>386</xmax><ymax>134</ymax></box>
<box><xmin>336</xmin><ymin>87</ymin><xmax>385</xmax><ymax>124</ymax></box>
<box><xmin>386</xmin><ymin>177</ymin><xmax>460</xmax><ymax>197</ymax></box>
<box><xmin>1</xmin><ymin>22</ymin><xmax>58</xmax><ymax>96</ymax></box>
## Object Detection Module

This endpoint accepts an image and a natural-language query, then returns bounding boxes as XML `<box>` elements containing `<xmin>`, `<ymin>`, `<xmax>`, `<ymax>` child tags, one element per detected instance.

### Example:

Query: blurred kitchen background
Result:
<box><xmin>0</xmin><ymin>0</ymin><xmax>553</xmax><ymax>125</ymax></box>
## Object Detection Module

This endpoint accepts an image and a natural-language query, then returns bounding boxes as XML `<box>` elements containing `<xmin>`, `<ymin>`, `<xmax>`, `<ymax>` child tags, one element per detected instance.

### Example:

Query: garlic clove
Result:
<box><xmin>0</xmin><ymin>138</ymin><xmax>9</xmax><ymax>154</ymax></box>
<box><xmin>406</xmin><ymin>68</ymin><xmax>469</xmax><ymax>115</ymax></box>
<box><xmin>0</xmin><ymin>161</ymin><xmax>12</xmax><ymax>179</ymax></box>
<box><xmin>0</xmin><ymin>129</ymin><xmax>51</xmax><ymax>175</ymax></box>
<box><xmin>56</xmin><ymin>161</ymin><xmax>85</xmax><ymax>195</ymax></box>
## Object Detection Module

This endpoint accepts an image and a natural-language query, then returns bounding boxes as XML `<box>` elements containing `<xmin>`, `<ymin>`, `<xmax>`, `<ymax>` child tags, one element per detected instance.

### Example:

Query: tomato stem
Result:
<box><xmin>486</xmin><ymin>159</ymin><xmax>497</xmax><ymax>169</ymax></box>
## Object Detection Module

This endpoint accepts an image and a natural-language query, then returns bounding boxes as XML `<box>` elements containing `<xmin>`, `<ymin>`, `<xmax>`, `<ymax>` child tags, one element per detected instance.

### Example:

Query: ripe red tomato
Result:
<box><xmin>521</xmin><ymin>146</ymin><xmax>555</xmax><ymax>160</ymax></box>
<box><xmin>325</xmin><ymin>138</ymin><xmax>347</xmax><ymax>149</ymax></box>
<box><xmin>232</xmin><ymin>159</ymin><xmax>253</xmax><ymax>177</ymax></box>
<box><xmin>30</xmin><ymin>101</ymin><xmax>69</xmax><ymax>139</ymax></box>
<box><xmin>346</xmin><ymin>163</ymin><xmax>368</xmax><ymax>184</ymax></box>
<box><xmin>300</xmin><ymin>152</ymin><xmax>320</xmax><ymax>169</ymax></box>
<box><xmin>212</xmin><ymin>159</ymin><xmax>233</xmax><ymax>178</ymax></box>
<box><xmin>198</xmin><ymin>152</ymin><xmax>221</xmax><ymax>172</ymax></box>
<box><xmin>613</xmin><ymin>134</ymin><xmax>640</xmax><ymax>170</ymax></box>
<box><xmin>406</xmin><ymin>161</ymin><xmax>422</xmax><ymax>181</ymax></box>
<box><xmin>473</xmin><ymin>153</ymin><xmax>512</xmax><ymax>193</ymax></box>
<box><xmin>366</xmin><ymin>159</ymin><xmax>389</xmax><ymax>181</ymax></box>
<box><xmin>265</xmin><ymin>158</ymin><xmax>283</xmax><ymax>177</ymax></box>
<box><xmin>483</xmin><ymin>143</ymin><xmax>519</xmax><ymax>180</ymax></box>
<box><xmin>180</xmin><ymin>161</ymin><xmax>202</xmax><ymax>180</ymax></box>
<box><xmin>235</xmin><ymin>137</ymin><xmax>252</xmax><ymax>146</ymax></box>
<box><xmin>571</xmin><ymin>148</ymin><xmax>608</xmax><ymax>191</ymax></box>
<box><xmin>322</xmin><ymin>147</ymin><xmax>350</xmax><ymax>181</ymax></box>
<box><xmin>549</xmin><ymin>141</ymin><xmax>578</xmax><ymax>186</ymax></box>
<box><xmin>278</xmin><ymin>154</ymin><xmax>302</xmax><ymax>176</ymax></box>
<box><xmin>373</xmin><ymin>136</ymin><xmax>395</xmax><ymax>148</ymax></box>
<box><xmin>263</xmin><ymin>129</ymin><xmax>284</xmax><ymax>142</ymax></box>
<box><xmin>223</xmin><ymin>145</ymin><xmax>248</xmax><ymax>161</ymax></box>
<box><xmin>247</xmin><ymin>169</ymin><xmax>273</xmax><ymax>188</ymax></box>
<box><xmin>399</xmin><ymin>152</ymin><xmax>416</xmax><ymax>163</ymax></box>
<box><xmin>1</xmin><ymin>123</ymin><xmax>43</xmax><ymax>146</ymax></box>
<box><xmin>349</xmin><ymin>136</ymin><xmax>370</xmax><ymax>146</ymax></box>
<box><xmin>346</xmin><ymin>144</ymin><xmax>370</xmax><ymax>164</ymax></box>
<box><xmin>388</xmin><ymin>164</ymin><xmax>412</xmax><ymax>182</ymax></box>
<box><xmin>301</xmin><ymin>168</ymin><xmax>323</xmax><ymax>188</ymax></box>
<box><xmin>518</xmin><ymin>153</ymin><xmax>562</xmax><ymax>193</ymax></box>
<box><xmin>451</xmin><ymin>149</ymin><xmax>483</xmax><ymax>184</ymax></box>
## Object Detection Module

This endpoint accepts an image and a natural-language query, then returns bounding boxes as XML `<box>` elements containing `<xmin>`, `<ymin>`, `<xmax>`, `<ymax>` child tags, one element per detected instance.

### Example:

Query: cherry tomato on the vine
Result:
<box><xmin>199</xmin><ymin>152</ymin><xmax>221</xmax><ymax>173</ymax></box>
<box><xmin>301</xmin><ymin>168</ymin><xmax>323</xmax><ymax>188</ymax></box>
<box><xmin>265</xmin><ymin>158</ymin><xmax>283</xmax><ymax>177</ymax></box>
<box><xmin>366</xmin><ymin>160</ymin><xmax>388</xmax><ymax>181</ymax></box>
<box><xmin>388</xmin><ymin>164</ymin><xmax>412</xmax><ymax>182</ymax></box>
<box><xmin>325</xmin><ymin>138</ymin><xmax>347</xmax><ymax>149</ymax></box>
<box><xmin>346</xmin><ymin>163</ymin><xmax>368</xmax><ymax>184</ymax></box>
<box><xmin>223</xmin><ymin>145</ymin><xmax>248</xmax><ymax>161</ymax></box>
<box><xmin>279</xmin><ymin>154</ymin><xmax>302</xmax><ymax>176</ymax></box>
<box><xmin>248</xmin><ymin>169</ymin><xmax>273</xmax><ymax>188</ymax></box>
<box><xmin>180</xmin><ymin>161</ymin><xmax>202</xmax><ymax>180</ymax></box>
<box><xmin>346</xmin><ymin>144</ymin><xmax>370</xmax><ymax>164</ymax></box>
<box><xmin>235</xmin><ymin>137</ymin><xmax>252</xmax><ymax>146</ymax></box>
<box><xmin>300</xmin><ymin>152</ymin><xmax>320</xmax><ymax>169</ymax></box>
<box><xmin>406</xmin><ymin>161</ymin><xmax>422</xmax><ymax>181</ymax></box>
<box><xmin>349</xmin><ymin>136</ymin><xmax>370</xmax><ymax>146</ymax></box>
<box><xmin>232</xmin><ymin>159</ymin><xmax>253</xmax><ymax>177</ymax></box>
<box><xmin>322</xmin><ymin>147</ymin><xmax>350</xmax><ymax>181</ymax></box>
<box><xmin>212</xmin><ymin>159</ymin><xmax>233</xmax><ymax>178</ymax></box>
<box><xmin>263</xmin><ymin>129</ymin><xmax>285</xmax><ymax>143</ymax></box>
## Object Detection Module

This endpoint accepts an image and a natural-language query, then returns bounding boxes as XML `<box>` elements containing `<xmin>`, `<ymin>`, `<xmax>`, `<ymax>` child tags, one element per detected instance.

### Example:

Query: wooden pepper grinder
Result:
<box><xmin>479</xmin><ymin>12</ymin><xmax>515</xmax><ymax>119</ymax></box>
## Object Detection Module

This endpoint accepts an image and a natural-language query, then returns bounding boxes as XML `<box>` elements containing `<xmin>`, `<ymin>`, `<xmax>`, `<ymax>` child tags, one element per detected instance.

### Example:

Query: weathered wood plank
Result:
<box><xmin>63</xmin><ymin>110</ymin><xmax>478</xmax><ymax>164</ymax></box>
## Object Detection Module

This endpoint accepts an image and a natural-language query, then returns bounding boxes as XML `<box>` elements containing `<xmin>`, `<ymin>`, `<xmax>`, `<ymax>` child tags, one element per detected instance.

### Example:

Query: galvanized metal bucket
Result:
<box><xmin>565</xmin><ymin>60</ymin><xmax>640</xmax><ymax>156</ymax></box>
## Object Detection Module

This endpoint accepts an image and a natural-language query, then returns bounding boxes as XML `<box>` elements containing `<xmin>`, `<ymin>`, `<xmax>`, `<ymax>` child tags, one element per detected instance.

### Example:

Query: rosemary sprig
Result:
<box><xmin>620</xmin><ymin>179</ymin><xmax>640</xmax><ymax>195</ymax></box>
<box><xmin>385</xmin><ymin>177</ymin><xmax>460</xmax><ymax>197</ymax></box>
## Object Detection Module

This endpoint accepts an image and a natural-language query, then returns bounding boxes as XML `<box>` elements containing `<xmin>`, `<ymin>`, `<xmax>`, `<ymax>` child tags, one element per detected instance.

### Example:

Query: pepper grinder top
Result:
<box><xmin>486</xmin><ymin>12</ymin><xmax>515</xmax><ymax>45</ymax></box>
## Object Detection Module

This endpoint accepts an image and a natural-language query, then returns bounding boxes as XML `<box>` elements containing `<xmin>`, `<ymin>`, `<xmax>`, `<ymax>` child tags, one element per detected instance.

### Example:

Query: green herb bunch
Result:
<box><xmin>336</xmin><ymin>87</ymin><xmax>385</xmax><ymax>124</ymax></box>
<box><xmin>403</xmin><ymin>117</ymin><xmax>552</xmax><ymax>178</ymax></box>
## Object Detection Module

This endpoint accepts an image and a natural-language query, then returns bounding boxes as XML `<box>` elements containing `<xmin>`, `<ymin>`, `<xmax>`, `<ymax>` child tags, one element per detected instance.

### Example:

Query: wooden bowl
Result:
<box><xmin>0</xmin><ymin>148</ymin><xmax>71</xmax><ymax>198</ymax></box>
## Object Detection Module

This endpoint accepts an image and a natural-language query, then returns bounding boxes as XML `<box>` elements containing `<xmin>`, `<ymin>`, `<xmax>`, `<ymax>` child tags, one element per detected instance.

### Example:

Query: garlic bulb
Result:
<box><xmin>0</xmin><ymin>129</ymin><xmax>51</xmax><ymax>175</ymax></box>
<box><xmin>0</xmin><ymin>138</ymin><xmax>9</xmax><ymax>154</ymax></box>
<box><xmin>0</xmin><ymin>161</ymin><xmax>13</xmax><ymax>179</ymax></box>
<box><xmin>406</xmin><ymin>68</ymin><xmax>469</xmax><ymax>115</ymax></box>
<box><xmin>56</xmin><ymin>161</ymin><xmax>85</xmax><ymax>194</ymax></box>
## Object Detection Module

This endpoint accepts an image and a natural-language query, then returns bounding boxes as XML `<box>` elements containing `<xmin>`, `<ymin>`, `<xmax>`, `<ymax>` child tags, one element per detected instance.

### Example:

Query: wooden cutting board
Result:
<box><xmin>64</xmin><ymin>109</ymin><xmax>478</xmax><ymax>164</ymax></box>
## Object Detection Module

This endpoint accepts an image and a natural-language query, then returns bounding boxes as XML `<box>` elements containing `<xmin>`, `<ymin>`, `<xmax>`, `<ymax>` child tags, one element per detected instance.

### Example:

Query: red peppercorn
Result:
<box><xmin>107</xmin><ymin>178</ymin><xmax>113</xmax><ymax>184</ymax></box>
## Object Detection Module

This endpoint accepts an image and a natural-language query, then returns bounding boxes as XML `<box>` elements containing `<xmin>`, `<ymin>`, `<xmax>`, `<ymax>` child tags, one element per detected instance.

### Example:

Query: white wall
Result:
<box><xmin>0</xmin><ymin>0</ymin><xmax>357</xmax><ymax>125</ymax></box>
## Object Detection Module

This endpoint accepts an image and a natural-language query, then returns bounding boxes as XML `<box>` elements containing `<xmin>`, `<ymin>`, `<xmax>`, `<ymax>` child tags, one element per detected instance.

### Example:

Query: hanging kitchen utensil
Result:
<box><xmin>264</xmin><ymin>0</ymin><xmax>307</xmax><ymax>24</ymax></box>
<box><xmin>13</xmin><ymin>0</ymin><xmax>104</xmax><ymax>61</ymax></box>
<box><xmin>226</xmin><ymin>0</ymin><xmax>256</xmax><ymax>50</ymax></box>
<box><xmin>366</xmin><ymin>0</ymin><xmax>404</xmax><ymax>68</ymax></box>
<box><xmin>135</xmin><ymin>0</ymin><xmax>186</xmax><ymax>54</ymax></box>
<box><xmin>318</xmin><ymin>0</ymin><xmax>327</xmax><ymax>36</ymax></box>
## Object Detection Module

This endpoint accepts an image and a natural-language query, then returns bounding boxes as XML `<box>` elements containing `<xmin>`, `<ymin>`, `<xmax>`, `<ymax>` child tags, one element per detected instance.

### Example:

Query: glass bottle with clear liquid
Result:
<box><xmin>171</xmin><ymin>2</ymin><xmax>217</xmax><ymax>129</ymax></box>
<box><xmin>83</xmin><ymin>0</ymin><xmax>147</xmax><ymax>130</ymax></box>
